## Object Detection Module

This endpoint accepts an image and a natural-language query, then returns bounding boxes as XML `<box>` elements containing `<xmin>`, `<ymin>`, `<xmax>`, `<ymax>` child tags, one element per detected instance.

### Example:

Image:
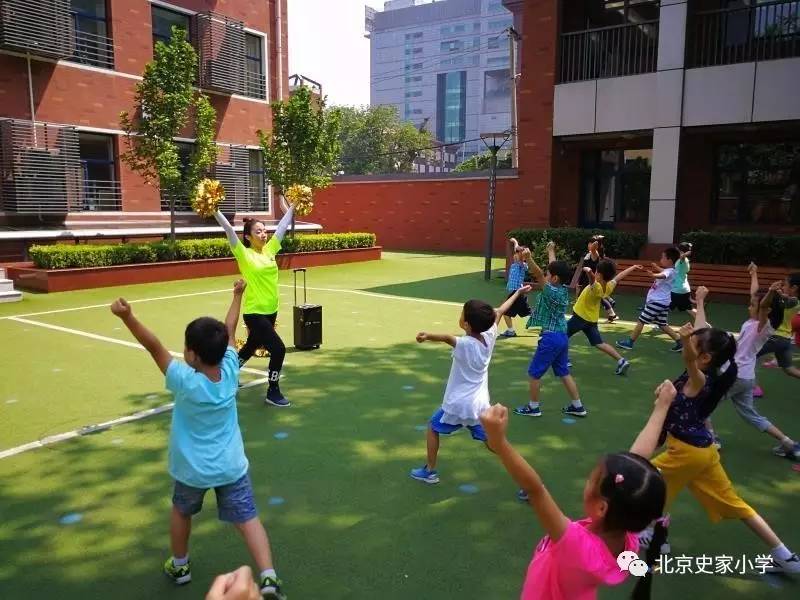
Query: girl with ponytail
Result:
<box><xmin>640</xmin><ymin>286</ymin><xmax>800</xmax><ymax>575</ymax></box>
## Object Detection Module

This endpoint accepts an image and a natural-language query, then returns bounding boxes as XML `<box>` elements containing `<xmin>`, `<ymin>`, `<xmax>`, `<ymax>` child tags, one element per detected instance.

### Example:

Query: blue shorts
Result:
<box><xmin>567</xmin><ymin>314</ymin><xmax>603</xmax><ymax>346</ymax></box>
<box><xmin>528</xmin><ymin>331</ymin><xmax>570</xmax><ymax>379</ymax></box>
<box><xmin>429</xmin><ymin>408</ymin><xmax>487</xmax><ymax>442</ymax></box>
<box><xmin>172</xmin><ymin>473</ymin><xmax>258</xmax><ymax>524</ymax></box>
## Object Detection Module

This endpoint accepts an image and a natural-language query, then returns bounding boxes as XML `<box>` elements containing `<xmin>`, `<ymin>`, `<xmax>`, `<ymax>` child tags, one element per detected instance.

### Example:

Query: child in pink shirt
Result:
<box><xmin>481</xmin><ymin>383</ymin><xmax>675</xmax><ymax>600</ymax></box>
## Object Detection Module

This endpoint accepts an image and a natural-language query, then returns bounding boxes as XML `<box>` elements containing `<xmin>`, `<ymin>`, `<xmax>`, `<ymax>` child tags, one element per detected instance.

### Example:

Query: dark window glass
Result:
<box><xmin>249</xmin><ymin>150</ymin><xmax>267</xmax><ymax>211</ymax></box>
<box><xmin>580</xmin><ymin>148</ymin><xmax>652</xmax><ymax>225</ymax></box>
<box><xmin>79</xmin><ymin>133</ymin><xmax>117</xmax><ymax>210</ymax></box>
<box><xmin>70</xmin><ymin>1</ymin><xmax>112</xmax><ymax>68</ymax></box>
<box><xmin>152</xmin><ymin>6</ymin><xmax>191</xmax><ymax>46</ymax></box>
<box><xmin>436</xmin><ymin>70</ymin><xmax>466</xmax><ymax>143</ymax></box>
<box><xmin>245</xmin><ymin>33</ymin><xmax>266</xmax><ymax>99</ymax></box>
<box><xmin>714</xmin><ymin>142</ymin><xmax>800</xmax><ymax>224</ymax></box>
<box><xmin>563</xmin><ymin>0</ymin><xmax>660</xmax><ymax>32</ymax></box>
<box><xmin>483</xmin><ymin>68</ymin><xmax>510</xmax><ymax>113</ymax></box>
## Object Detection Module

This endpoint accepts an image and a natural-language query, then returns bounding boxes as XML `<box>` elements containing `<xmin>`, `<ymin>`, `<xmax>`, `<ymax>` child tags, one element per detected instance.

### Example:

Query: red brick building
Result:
<box><xmin>313</xmin><ymin>0</ymin><xmax>800</xmax><ymax>254</ymax></box>
<box><xmin>0</xmin><ymin>0</ymin><xmax>289</xmax><ymax>259</ymax></box>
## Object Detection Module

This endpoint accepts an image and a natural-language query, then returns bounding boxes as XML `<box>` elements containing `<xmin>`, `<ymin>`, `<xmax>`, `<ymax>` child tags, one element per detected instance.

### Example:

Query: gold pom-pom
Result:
<box><xmin>192</xmin><ymin>178</ymin><xmax>225</xmax><ymax>218</ymax></box>
<box><xmin>286</xmin><ymin>184</ymin><xmax>314</xmax><ymax>217</ymax></box>
<box><xmin>235</xmin><ymin>324</ymin><xmax>271</xmax><ymax>358</ymax></box>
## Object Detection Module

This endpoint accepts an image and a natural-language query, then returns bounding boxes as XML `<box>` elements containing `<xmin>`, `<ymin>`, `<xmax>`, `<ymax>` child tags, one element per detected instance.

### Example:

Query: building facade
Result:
<box><xmin>0</xmin><ymin>0</ymin><xmax>289</xmax><ymax>258</ymax></box>
<box><xmin>368</xmin><ymin>0</ymin><xmax>515</xmax><ymax>159</ymax></box>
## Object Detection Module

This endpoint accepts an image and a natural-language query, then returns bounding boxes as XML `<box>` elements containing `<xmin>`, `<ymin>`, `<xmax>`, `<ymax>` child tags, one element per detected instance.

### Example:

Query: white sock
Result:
<box><xmin>771</xmin><ymin>544</ymin><xmax>793</xmax><ymax>561</ymax></box>
<box><xmin>618</xmin><ymin>357</ymin><xmax>626</xmax><ymax>364</ymax></box>
<box><xmin>172</xmin><ymin>555</ymin><xmax>188</xmax><ymax>566</ymax></box>
<box><xmin>261</xmin><ymin>568</ymin><xmax>277</xmax><ymax>581</ymax></box>
<box><xmin>781</xmin><ymin>436</ymin><xmax>795</xmax><ymax>449</ymax></box>
<box><xmin>528</xmin><ymin>401</ymin><xmax>540</xmax><ymax>409</ymax></box>
<box><xmin>572</xmin><ymin>399</ymin><xmax>583</xmax><ymax>408</ymax></box>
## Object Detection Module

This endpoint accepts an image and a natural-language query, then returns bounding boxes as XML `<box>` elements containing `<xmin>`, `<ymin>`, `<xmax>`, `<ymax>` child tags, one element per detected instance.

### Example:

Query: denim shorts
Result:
<box><xmin>172</xmin><ymin>473</ymin><xmax>258</xmax><ymax>524</ymax></box>
<box><xmin>429</xmin><ymin>408</ymin><xmax>487</xmax><ymax>442</ymax></box>
<box><xmin>528</xmin><ymin>331</ymin><xmax>570</xmax><ymax>379</ymax></box>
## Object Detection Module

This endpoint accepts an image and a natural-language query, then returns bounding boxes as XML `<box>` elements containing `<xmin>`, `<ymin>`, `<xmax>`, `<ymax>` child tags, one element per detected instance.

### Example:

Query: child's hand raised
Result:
<box><xmin>546</xmin><ymin>241</ymin><xmax>556</xmax><ymax>251</ymax></box>
<box><xmin>416</xmin><ymin>332</ymin><xmax>428</xmax><ymax>343</ymax></box>
<box><xmin>518</xmin><ymin>284</ymin><xmax>533</xmax><ymax>295</ymax></box>
<box><xmin>110</xmin><ymin>298</ymin><xmax>131</xmax><ymax>319</ymax></box>
<box><xmin>769</xmin><ymin>280</ymin><xmax>784</xmax><ymax>292</ymax></box>
<box><xmin>480</xmin><ymin>404</ymin><xmax>509</xmax><ymax>449</ymax></box>
<box><xmin>521</xmin><ymin>247</ymin><xmax>531</xmax><ymax>260</ymax></box>
<box><xmin>582</xmin><ymin>267</ymin><xmax>593</xmax><ymax>274</ymax></box>
<box><xmin>695</xmin><ymin>286</ymin><xmax>709</xmax><ymax>301</ymax></box>
<box><xmin>654</xmin><ymin>379</ymin><xmax>677</xmax><ymax>408</ymax></box>
<box><xmin>748</xmin><ymin>262</ymin><xmax>758</xmax><ymax>274</ymax></box>
<box><xmin>678</xmin><ymin>322</ymin><xmax>694</xmax><ymax>339</ymax></box>
<box><xmin>233</xmin><ymin>279</ymin><xmax>246</xmax><ymax>296</ymax></box>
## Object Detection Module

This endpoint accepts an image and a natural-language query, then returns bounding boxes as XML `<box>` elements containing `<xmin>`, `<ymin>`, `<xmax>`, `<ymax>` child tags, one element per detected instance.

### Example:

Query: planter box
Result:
<box><xmin>8</xmin><ymin>247</ymin><xmax>382</xmax><ymax>293</ymax></box>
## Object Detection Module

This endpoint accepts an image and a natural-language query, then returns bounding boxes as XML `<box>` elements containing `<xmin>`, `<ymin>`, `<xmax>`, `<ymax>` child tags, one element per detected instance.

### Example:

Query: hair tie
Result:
<box><xmin>614</xmin><ymin>474</ymin><xmax>624</xmax><ymax>485</ymax></box>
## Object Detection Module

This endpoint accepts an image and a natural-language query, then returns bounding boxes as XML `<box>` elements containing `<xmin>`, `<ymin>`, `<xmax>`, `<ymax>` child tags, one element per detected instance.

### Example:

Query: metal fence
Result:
<box><xmin>245</xmin><ymin>69</ymin><xmax>267</xmax><ymax>100</ymax></box>
<box><xmin>559</xmin><ymin>21</ymin><xmax>659</xmax><ymax>83</ymax></box>
<box><xmin>82</xmin><ymin>179</ymin><xmax>121</xmax><ymax>211</ymax></box>
<box><xmin>689</xmin><ymin>0</ymin><xmax>800</xmax><ymax>67</ymax></box>
<box><xmin>68</xmin><ymin>18</ymin><xmax>115</xmax><ymax>70</ymax></box>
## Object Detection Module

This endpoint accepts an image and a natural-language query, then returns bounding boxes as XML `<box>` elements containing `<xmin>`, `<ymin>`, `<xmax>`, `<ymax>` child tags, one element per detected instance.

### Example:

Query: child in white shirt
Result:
<box><xmin>410</xmin><ymin>285</ymin><xmax>531</xmax><ymax>484</ymax></box>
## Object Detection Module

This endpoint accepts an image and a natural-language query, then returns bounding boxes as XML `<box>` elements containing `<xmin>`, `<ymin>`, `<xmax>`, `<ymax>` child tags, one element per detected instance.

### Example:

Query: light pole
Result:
<box><xmin>480</xmin><ymin>131</ymin><xmax>512</xmax><ymax>281</ymax></box>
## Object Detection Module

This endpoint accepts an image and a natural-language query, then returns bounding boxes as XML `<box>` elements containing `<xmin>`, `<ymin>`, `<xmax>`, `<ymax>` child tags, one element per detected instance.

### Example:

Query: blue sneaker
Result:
<box><xmin>410</xmin><ymin>465</ymin><xmax>439</xmax><ymax>484</ymax></box>
<box><xmin>517</xmin><ymin>489</ymin><xmax>529</xmax><ymax>502</ymax></box>
<box><xmin>499</xmin><ymin>329</ymin><xmax>517</xmax><ymax>338</ymax></box>
<box><xmin>615</xmin><ymin>359</ymin><xmax>631</xmax><ymax>376</ymax></box>
<box><xmin>562</xmin><ymin>403</ymin><xmax>587</xmax><ymax>418</ymax></box>
<box><xmin>265</xmin><ymin>386</ymin><xmax>291</xmax><ymax>407</ymax></box>
<box><xmin>514</xmin><ymin>405</ymin><xmax>542</xmax><ymax>417</ymax></box>
<box><xmin>616</xmin><ymin>338</ymin><xmax>634</xmax><ymax>350</ymax></box>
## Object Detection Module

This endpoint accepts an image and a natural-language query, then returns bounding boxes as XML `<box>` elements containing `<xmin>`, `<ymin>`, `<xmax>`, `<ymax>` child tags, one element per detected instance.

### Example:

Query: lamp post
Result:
<box><xmin>480</xmin><ymin>131</ymin><xmax>512</xmax><ymax>281</ymax></box>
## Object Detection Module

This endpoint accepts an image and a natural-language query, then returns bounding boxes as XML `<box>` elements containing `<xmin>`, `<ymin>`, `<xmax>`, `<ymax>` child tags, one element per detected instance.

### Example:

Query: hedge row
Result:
<box><xmin>29</xmin><ymin>233</ymin><xmax>377</xmax><ymax>270</ymax></box>
<box><xmin>506</xmin><ymin>228</ymin><xmax>647</xmax><ymax>264</ymax></box>
<box><xmin>681</xmin><ymin>231</ymin><xmax>800</xmax><ymax>267</ymax></box>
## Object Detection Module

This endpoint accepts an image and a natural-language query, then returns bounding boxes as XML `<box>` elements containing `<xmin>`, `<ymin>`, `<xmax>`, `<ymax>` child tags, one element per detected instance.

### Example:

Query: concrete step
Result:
<box><xmin>0</xmin><ymin>267</ymin><xmax>5</xmax><ymax>279</ymax></box>
<box><xmin>0</xmin><ymin>290</ymin><xmax>22</xmax><ymax>303</ymax></box>
<box><xmin>0</xmin><ymin>278</ymin><xmax>14</xmax><ymax>293</ymax></box>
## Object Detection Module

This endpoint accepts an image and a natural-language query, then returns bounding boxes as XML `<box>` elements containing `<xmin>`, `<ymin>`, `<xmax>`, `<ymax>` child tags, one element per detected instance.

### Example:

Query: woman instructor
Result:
<box><xmin>214</xmin><ymin>203</ymin><xmax>295</xmax><ymax>407</ymax></box>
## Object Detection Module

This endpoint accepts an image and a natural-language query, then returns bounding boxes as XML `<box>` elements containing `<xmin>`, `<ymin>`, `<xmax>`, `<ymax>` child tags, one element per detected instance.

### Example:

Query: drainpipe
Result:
<box><xmin>275</xmin><ymin>0</ymin><xmax>283</xmax><ymax>101</ymax></box>
<box><xmin>26</xmin><ymin>53</ymin><xmax>37</xmax><ymax>144</ymax></box>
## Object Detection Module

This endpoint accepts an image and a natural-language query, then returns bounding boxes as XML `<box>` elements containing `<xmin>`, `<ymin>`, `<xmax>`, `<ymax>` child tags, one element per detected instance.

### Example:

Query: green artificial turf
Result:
<box><xmin>0</xmin><ymin>252</ymin><xmax>798</xmax><ymax>599</ymax></box>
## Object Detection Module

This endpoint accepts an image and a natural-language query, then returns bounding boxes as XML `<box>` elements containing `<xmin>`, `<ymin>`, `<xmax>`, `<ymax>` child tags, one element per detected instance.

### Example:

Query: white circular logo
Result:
<box><xmin>617</xmin><ymin>551</ymin><xmax>648</xmax><ymax>577</ymax></box>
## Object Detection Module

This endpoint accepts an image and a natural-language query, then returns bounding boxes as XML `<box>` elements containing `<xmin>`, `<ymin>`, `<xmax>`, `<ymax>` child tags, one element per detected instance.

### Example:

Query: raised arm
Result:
<box><xmin>758</xmin><ymin>281</ymin><xmax>783</xmax><ymax>330</ymax></box>
<box><xmin>546</xmin><ymin>241</ymin><xmax>557</xmax><ymax>264</ymax></box>
<box><xmin>111</xmin><ymin>299</ymin><xmax>172</xmax><ymax>374</ymax></box>
<box><xmin>495</xmin><ymin>284</ymin><xmax>533</xmax><ymax>324</ymax></box>
<box><xmin>679</xmin><ymin>321</ymin><xmax>706</xmax><ymax>394</ymax></box>
<box><xmin>613</xmin><ymin>264</ymin><xmax>643</xmax><ymax>283</ymax></box>
<box><xmin>214</xmin><ymin>210</ymin><xmax>240</xmax><ymax>248</ymax></box>
<box><xmin>748</xmin><ymin>262</ymin><xmax>759</xmax><ymax>297</ymax></box>
<box><xmin>582</xmin><ymin>266</ymin><xmax>596</xmax><ymax>285</ymax></box>
<box><xmin>273</xmin><ymin>205</ymin><xmax>295</xmax><ymax>243</ymax></box>
<box><xmin>225</xmin><ymin>280</ymin><xmax>246</xmax><ymax>343</ymax></box>
<box><xmin>630</xmin><ymin>380</ymin><xmax>677</xmax><ymax>458</ymax></box>
<box><xmin>416</xmin><ymin>331</ymin><xmax>457</xmax><ymax>348</ymax></box>
<box><xmin>482</xmin><ymin>405</ymin><xmax>569</xmax><ymax>542</ymax></box>
<box><xmin>694</xmin><ymin>285</ymin><xmax>709</xmax><ymax>329</ymax></box>
<box><xmin>509</xmin><ymin>237</ymin><xmax>521</xmax><ymax>253</ymax></box>
<box><xmin>525</xmin><ymin>249</ymin><xmax>545</xmax><ymax>284</ymax></box>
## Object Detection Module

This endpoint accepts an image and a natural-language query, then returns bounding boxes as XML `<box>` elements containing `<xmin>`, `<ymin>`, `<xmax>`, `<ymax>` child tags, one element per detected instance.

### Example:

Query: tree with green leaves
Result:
<box><xmin>453</xmin><ymin>150</ymin><xmax>512</xmax><ymax>173</ymax></box>
<box><xmin>259</xmin><ymin>85</ymin><xmax>342</xmax><ymax>200</ymax></box>
<box><xmin>120</xmin><ymin>26</ymin><xmax>217</xmax><ymax>242</ymax></box>
<box><xmin>335</xmin><ymin>105</ymin><xmax>433</xmax><ymax>175</ymax></box>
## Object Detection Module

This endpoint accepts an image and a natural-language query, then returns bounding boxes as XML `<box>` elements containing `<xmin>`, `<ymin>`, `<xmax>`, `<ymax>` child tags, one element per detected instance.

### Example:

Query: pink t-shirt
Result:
<box><xmin>521</xmin><ymin>519</ymin><xmax>639</xmax><ymax>600</ymax></box>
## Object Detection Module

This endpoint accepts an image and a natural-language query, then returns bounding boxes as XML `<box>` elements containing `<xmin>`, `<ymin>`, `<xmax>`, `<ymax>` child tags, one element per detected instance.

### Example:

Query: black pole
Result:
<box><xmin>484</xmin><ymin>145</ymin><xmax>499</xmax><ymax>281</ymax></box>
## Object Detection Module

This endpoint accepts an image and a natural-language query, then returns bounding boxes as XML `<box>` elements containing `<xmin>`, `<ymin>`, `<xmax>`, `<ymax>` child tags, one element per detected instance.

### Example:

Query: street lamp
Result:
<box><xmin>480</xmin><ymin>131</ymin><xmax>512</xmax><ymax>281</ymax></box>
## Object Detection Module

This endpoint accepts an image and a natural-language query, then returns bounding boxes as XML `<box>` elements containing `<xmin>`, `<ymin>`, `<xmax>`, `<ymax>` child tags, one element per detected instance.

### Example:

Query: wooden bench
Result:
<box><xmin>612</xmin><ymin>260</ymin><xmax>791</xmax><ymax>301</ymax></box>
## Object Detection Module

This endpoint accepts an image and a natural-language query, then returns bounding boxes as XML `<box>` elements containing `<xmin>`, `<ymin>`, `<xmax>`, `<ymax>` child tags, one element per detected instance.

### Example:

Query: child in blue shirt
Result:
<box><xmin>515</xmin><ymin>241</ymin><xmax>585</xmax><ymax>418</ymax></box>
<box><xmin>500</xmin><ymin>237</ymin><xmax>532</xmax><ymax>338</ymax></box>
<box><xmin>111</xmin><ymin>281</ymin><xmax>285</xmax><ymax>600</ymax></box>
<box><xmin>670</xmin><ymin>242</ymin><xmax>696</xmax><ymax>318</ymax></box>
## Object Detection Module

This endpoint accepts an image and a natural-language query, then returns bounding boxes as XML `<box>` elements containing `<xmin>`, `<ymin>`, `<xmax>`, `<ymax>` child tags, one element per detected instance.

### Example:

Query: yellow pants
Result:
<box><xmin>653</xmin><ymin>434</ymin><xmax>756</xmax><ymax>523</ymax></box>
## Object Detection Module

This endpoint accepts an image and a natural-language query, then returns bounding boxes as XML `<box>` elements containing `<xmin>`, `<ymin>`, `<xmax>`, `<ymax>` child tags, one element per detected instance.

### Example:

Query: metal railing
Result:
<box><xmin>245</xmin><ymin>70</ymin><xmax>267</xmax><ymax>99</ymax></box>
<box><xmin>81</xmin><ymin>179</ymin><xmax>121</xmax><ymax>211</ymax></box>
<box><xmin>559</xmin><ymin>21</ymin><xmax>659</xmax><ymax>83</ymax></box>
<box><xmin>68</xmin><ymin>23</ymin><xmax>115</xmax><ymax>70</ymax></box>
<box><xmin>689</xmin><ymin>1</ymin><xmax>800</xmax><ymax>67</ymax></box>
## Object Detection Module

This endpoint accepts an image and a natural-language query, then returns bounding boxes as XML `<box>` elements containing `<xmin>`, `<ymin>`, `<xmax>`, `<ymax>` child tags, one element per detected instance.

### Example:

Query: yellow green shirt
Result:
<box><xmin>777</xmin><ymin>300</ymin><xmax>800</xmax><ymax>338</ymax></box>
<box><xmin>231</xmin><ymin>237</ymin><xmax>282</xmax><ymax>315</ymax></box>
<box><xmin>573</xmin><ymin>280</ymin><xmax>617</xmax><ymax>323</ymax></box>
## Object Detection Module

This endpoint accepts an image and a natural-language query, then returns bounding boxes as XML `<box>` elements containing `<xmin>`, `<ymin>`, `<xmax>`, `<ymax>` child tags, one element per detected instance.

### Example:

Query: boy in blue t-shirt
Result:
<box><xmin>111</xmin><ymin>281</ymin><xmax>285</xmax><ymax>600</ymax></box>
<box><xmin>514</xmin><ymin>241</ymin><xmax>585</xmax><ymax>418</ymax></box>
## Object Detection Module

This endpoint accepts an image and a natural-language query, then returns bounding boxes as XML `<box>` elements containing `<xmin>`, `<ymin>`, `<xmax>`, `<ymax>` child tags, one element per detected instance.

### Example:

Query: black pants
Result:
<box><xmin>239</xmin><ymin>313</ymin><xmax>286</xmax><ymax>385</ymax></box>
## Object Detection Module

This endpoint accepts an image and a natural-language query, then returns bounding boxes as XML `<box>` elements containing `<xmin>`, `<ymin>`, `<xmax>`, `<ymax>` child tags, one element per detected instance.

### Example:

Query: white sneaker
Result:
<box><xmin>768</xmin><ymin>553</ymin><xmax>800</xmax><ymax>574</ymax></box>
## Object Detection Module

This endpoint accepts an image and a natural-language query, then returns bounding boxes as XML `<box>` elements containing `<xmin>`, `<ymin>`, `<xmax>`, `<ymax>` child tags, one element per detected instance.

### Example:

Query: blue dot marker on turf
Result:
<box><xmin>59</xmin><ymin>513</ymin><xmax>83</xmax><ymax>525</ymax></box>
<box><xmin>274</xmin><ymin>432</ymin><xmax>289</xmax><ymax>440</ymax></box>
<box><xmin>268</xmin><ymin>497</ymin><xmax>285</xmax><ymax>506</ymax></box>
<box><xmin>459</xmin><ymin>484</ymin><xmax>479</xmax><ymax>494</ymax></box>
<box><xmin>562</xmin><ymin>418</ymin><xmax>577</xmax><ymax>425</ymax></box>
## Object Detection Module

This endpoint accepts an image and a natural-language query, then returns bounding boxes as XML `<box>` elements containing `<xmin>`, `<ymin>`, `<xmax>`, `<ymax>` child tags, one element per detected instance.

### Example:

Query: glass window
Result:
<box><xmin>79</xmin><ymin>133</ymin><xmax>117</xmax><ymax>210</ymax></box>
<box><xmin>441</xmin><ymin>40</ymin><xmax>463</xmax><ymax>52</ymax></box>
<box><xmin>714</xmin><ymin>143</ymin><xmax>800</xmax><ymax>225</ymax></box>
<box><xmin>483</xmin><ymin>68</ymin><xmax>510</xmax><ymax>113</ymax></box>
<box><xmin>436</xmin><ymin>71</ymin><xmax>466</xmax><ymax>144</ymax></box>
<box><xmin>488</xmin><ymin>17</ymin><xmax>513</xmax><ymax>31</ymax></box>
<box><xmin>580</xmin><ymin>148</ymin><xmax>652</xmax><ymax>225</ymax></box>
<box><xmin>152</xmin><ymin>6</ymin><xmax>191</xmax><ymax>46</ymax></box>
<box><xmin>160</xmin><ymin>142</ymin><xmax>195</xmax><ymax>211</ymax></box>
<box><xmin>248</xmin><ymin>150</ymin><xmax>268</xmax><ymax>212</ymax></box>
<box><xmin>70</xmin><ymin>1</ymin><xmax>112</xmax><ymax>68</ymax></box>
<box><xmin>488</xmin><ymin>1</ymin><xmax>506</xmax><ymax>14</ymax></box>
<box><xmin>488</xmin><ymin>36</ymin><xmax>501</xmax><ymax>50</ymax></box>
<box><xmin>245</xmin><ymin>33</ymin><xmax>266</xmax><ymax>99</ymax></box>
<box><xmin>487</xmin><ymin>55</ymin><xmax>510</xmax><ymax>66</ymax></box>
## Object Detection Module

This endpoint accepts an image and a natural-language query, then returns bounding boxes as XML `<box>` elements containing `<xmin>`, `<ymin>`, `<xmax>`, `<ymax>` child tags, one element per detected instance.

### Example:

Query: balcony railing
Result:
<box><xmin>689</xmin><ymin>0</ymin><xmax>800</xmax><ymax>68</ymax></box>
<box><xmin>82</xmin><ymin>179</ymin><xmax>121</xmax><ymax>211</ymax></box>
<box><xmin>245</xmin><ymin>69</ymin><xmax>267</xmax><ymax>99</ymax></box>
<box><xmin>67</xmin><ymin>14</ymin><xmax>115</xmax><ymax>70</ymax></box>
<box><xmin>559</xmin><ymin>21</ymin><xmax>659</xmax><ymax>83</ymax></box>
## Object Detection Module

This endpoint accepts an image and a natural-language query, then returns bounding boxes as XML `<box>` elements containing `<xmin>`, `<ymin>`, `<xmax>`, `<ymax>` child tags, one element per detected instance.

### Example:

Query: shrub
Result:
<box><xmin>507</xmin><ymin>228</ymin><xmax>647</xmax><ymax>265</ymax></box>
<box><xmin>681</xmin><ymin>231</ymin><xmax>800</xmax><ymax>267</ymax></box>
<box><xmin>29</xmin><ymin>233</ymin><xmax>378</xmax><ymax>269</ymax></box>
